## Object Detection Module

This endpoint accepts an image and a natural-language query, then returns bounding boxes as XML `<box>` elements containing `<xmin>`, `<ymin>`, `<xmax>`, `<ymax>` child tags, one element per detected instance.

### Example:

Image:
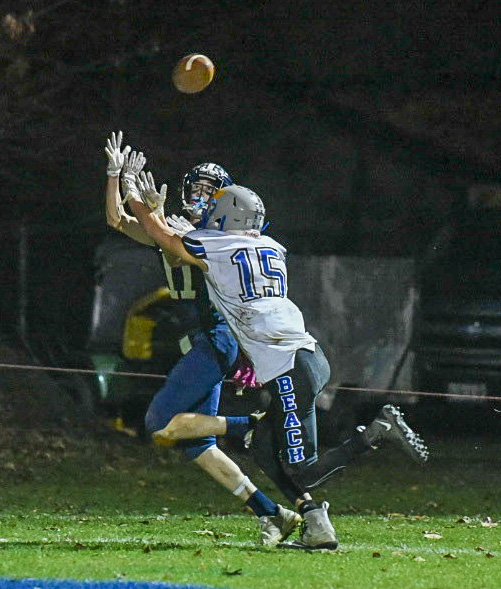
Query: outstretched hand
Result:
<box><xmin>138</xmin><ymin>170</ymin><xmax>167</xmax><ymax>214</ymax></box>
<box><xmin>123</xmin><ymin>150</ymin><xmax>147</xmax><ymax>177</ymax></box>
<box><xmin>105</xmin><ymin>131</ymin><xmax>131</xmax><ymax>177</ymax></box>
<box><xmin>166</xmin><ymin>214</ymin><xmax>196</xmax><ymax>236</ymax></box>
<box><xmin>120</xmin><ymin>150</ymin><xmax>147</xmax><ymax>205</ymax></box>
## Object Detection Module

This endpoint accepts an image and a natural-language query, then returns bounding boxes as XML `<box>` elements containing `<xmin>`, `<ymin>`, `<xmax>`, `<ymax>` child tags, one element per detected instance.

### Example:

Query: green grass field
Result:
<box><xmin>0</xmin><ymin>426</ymin><xmax>500</xmax><ymax>589</ymax></box>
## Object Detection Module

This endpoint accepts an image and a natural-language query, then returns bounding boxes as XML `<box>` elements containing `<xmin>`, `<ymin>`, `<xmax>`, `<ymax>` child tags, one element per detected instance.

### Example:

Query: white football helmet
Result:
<box><xmin>203</xmin><ymin>184</ymin><xmax>266</xmax><ymax>232</ymax></box>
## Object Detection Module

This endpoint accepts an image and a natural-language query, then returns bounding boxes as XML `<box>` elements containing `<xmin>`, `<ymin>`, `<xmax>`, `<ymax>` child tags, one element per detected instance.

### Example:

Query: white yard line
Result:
<box><xmin>0</xmin><ymin>536</ymin><xmax>498</xmax><ymax>557</ymax></box>
<box><xmin>1</xmin><ymin>514</ymin><xmax>498</xmax><ymax>557</ymax></box>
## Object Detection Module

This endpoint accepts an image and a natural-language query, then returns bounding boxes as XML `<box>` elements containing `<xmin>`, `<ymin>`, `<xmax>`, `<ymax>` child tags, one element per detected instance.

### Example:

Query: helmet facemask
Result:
<box><xmin>181</xmin><ymin>163</ymin><xmax>234</xmax><ymax>220</ymax></box>
<box><xmin>184</xmin><ymin>180</ymin><xmax>219</xmax><ymax>219</ymax></box>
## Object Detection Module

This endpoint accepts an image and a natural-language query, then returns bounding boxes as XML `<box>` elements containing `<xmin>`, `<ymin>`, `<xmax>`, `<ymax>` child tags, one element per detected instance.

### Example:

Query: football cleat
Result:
<box><xmin>363</xmin><ymin>404</ymin><xmax>429</xmax><ymax>464</ymax></box>
<box><xmin>291</xmin><ymin>501</ymin><xmax>338</xmax><ymax>550</ymax></box>
<box><xmin>259</xmin><ymin>504</ymin><xmax>301</xmax><ymax>547</ymax></box>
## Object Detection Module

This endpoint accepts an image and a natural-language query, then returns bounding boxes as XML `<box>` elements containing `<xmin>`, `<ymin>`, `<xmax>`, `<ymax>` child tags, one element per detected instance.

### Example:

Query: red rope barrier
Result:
<box><xmin>1</xmin><ymin>362</ymin><xmax>500</xmax><ymax>403</ymax></box>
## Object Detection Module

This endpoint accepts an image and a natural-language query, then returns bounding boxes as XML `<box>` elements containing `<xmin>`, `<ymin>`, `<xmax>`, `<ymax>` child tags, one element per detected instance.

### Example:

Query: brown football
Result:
<box><xmin>172</xmin><ymin>54</ymin><xmax>215</xmax><ymax>94</ymax></box>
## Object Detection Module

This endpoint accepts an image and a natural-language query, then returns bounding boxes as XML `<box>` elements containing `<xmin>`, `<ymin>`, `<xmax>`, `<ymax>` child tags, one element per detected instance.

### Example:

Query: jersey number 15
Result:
<box><xmin>231</xmin><ymin>247</ymin><xmax>286</xmax><ymax>302</ymax></box>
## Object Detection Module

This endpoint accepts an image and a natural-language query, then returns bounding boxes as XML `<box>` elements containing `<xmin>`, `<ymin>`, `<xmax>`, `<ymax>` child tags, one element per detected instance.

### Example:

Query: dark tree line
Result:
<box><xmin>1</xmin><ymin>0</ymin><xmax>499</xmax><ymax>225</ymax></box>
<box><xmin>0</xmin><ymin>0</ymin><xmax>499</xmax><ymax>350</ymax></box>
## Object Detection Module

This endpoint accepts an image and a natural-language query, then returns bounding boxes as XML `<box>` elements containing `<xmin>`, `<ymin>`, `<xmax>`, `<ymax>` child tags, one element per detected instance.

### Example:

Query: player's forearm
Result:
<box><xmin>129</xmin><ymin>199</ymin><xmax>189</xmax><ymax>260</ymax></box>
<box><xmin>105</xmin><ymin>175</ymin><xmax>122</xmax><ymax>229</ymax></box>
<box><xmin>105</xmin><ymin>176</ymin><xmax>155</xmax><ymax>246</ymax></box>
<box><xmin>155</xmin><ymin>210</ymin><xmax>181</xmax><ymax>264</ymax></box>
<box><xmin>115</xmin><ymin>217</ymin><xmax>157</xmax><ymax>246</ymax></box>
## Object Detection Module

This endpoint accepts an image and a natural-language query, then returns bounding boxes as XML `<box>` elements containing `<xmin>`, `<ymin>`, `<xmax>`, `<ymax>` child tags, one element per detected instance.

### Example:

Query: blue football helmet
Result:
<box><xmin>181</xmin><ymin>163</ymin><xmax>234</xmax><ymax>219</ymax></box>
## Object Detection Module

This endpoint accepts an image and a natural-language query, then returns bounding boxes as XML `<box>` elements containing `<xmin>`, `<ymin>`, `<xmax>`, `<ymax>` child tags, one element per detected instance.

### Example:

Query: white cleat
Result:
<box><xmin>280</xmin><ymin>502</ymin><xmax>338</xmax><ymax>551</ymax></box>
<box><xmin>259</xmin><ymin>504</ymin><xmax>301</xmax><ymax>547</ymax></box>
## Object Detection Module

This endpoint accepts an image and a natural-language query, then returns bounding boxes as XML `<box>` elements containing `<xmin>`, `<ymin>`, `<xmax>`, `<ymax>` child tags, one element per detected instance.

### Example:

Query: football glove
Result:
<box><xmin>120</xmin><ymin>150</ymin><xmax>146</xmax><ymax>205</ymax></box>
<box><xmin>165</xmin><ymin>214</ymin><xmax>196</xmax><ymax>236</ymax></box>
<box><xmin>105</xmin><ymin>130</ymin><xmax>131</xmax><ymax>177</ymax></box>
<box><xmin>232</xmin><ymin>354</ymin><xmax>261</xmax><ymax>389</ymax></box>
<box><xmin>138</xmin><ymin>170</ymin><xmax>167</xmax><ymax>214</ymax></box>
<box><xmin>123</xmin><ymin>149</ymin><xmax>146</xmax><ymax>177</ymax></box>
<box><xmin>120</xmin><ymin>171</ymin><xmax>142</xmax><ymax>204</ymax></box>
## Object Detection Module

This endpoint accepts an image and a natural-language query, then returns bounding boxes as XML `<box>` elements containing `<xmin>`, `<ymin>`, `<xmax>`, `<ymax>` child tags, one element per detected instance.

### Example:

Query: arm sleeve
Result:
<box><xmin>182</xmin><ymin>235</ymin><xmax>207</xmax><ymax>259</ymax></box>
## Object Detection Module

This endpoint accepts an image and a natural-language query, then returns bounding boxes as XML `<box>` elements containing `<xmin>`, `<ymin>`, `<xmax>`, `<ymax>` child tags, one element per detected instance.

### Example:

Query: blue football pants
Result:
<box><xmin>144</xmin><ymin>328</ymin><xmax>238</xmax><ymax>460</ymax></box>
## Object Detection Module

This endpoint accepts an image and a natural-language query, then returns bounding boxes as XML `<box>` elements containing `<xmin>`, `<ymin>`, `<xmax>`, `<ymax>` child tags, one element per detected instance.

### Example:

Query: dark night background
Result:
<box><xmin>0</xmin><ymin>0</ymin><xmax>500</xmax><ymax>357</ymax></box>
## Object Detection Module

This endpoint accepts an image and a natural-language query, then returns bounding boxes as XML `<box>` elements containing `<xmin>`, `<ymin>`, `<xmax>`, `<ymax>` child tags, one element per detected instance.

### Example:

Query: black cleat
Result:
<box><xmin>364</xmin><ymin>404</ymin><xmax>429</xmax><ymax>463</ymax></box>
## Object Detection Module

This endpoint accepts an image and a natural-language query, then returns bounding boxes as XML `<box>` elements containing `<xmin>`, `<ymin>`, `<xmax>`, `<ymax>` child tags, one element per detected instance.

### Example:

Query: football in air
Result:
<box><xmin>172</xmin><ymin>53</ymin><xmax>215</xmax><ymax>94</ymax></box>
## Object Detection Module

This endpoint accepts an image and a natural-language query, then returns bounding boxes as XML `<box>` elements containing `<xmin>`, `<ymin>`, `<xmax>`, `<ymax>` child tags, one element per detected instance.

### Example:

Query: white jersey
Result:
<box><xmin>183</xmin><ymin>229</ymin><xmax>316</xmax><ymax>383</ymax></box>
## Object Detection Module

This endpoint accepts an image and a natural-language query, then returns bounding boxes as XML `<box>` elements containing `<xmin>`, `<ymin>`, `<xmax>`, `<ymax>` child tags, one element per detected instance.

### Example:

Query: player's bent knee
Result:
<box><xmin>151</xmin><ymin>426</ymin><xmax>177</xmax><ymax>447</ymax></box>
<box><xmin>151</xmin><ymin>413</ymin><xmax>186</xmax><ymax>445</ymax></box>
<box><xmin>282</xmin><ymin>460</ymin><xmax>310</xmax><ymax>483</ymax></box>
<box><xmin>184</xmin><ymin>438</ymin><xmax>217</xmax><ymax>461</ymax></box>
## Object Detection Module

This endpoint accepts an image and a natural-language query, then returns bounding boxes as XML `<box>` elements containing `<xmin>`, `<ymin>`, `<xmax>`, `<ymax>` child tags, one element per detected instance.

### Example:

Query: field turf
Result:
<box><xmin>0</xmin><ymin>423</ymin><xmax>500</xmax><ymax>589</ymax></box>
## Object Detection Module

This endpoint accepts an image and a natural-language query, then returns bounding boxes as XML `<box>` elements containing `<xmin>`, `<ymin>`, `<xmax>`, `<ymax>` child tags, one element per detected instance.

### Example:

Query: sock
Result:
<box><xmin>246</xmin><ymin>490</ymin><xmax>278</xmax><ymax>517</ymax></box>
<box><xmin>299</xmin><ymin>500</ymin><xmax>319</xmax><ymax>515</ymax></box>
<box><xmin>225</xmin><ymin>416</ymin><xmax>251</xmax><ymax>440</ymax></box>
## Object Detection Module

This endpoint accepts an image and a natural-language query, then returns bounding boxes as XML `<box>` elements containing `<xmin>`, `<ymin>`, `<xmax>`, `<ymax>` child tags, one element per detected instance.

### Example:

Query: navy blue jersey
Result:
<box><xmin>146</xmin><ymin>258</ymin><xmax>239</xmax><ymax>459</ymax></box>
<box><xmin>160</xmin><ymin>252</ymin><xmax>227</xmax><ymax>334</ymax></box>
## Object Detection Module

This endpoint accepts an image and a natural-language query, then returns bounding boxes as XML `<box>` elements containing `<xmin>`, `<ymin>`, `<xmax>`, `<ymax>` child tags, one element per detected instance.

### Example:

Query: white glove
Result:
<box><xmin>105</xmin><ymin>131</ymin><xmax>131</xmax><ymax>177</ymax></box>
<box><xmin>120</xmin><ymin>171</ymin><xmax>142</xmax><ymax>204</ymax></box>
<box><xmin>138</xmin><ymin>170</ymin><xmax>167</xmax><ymax>214</ymax></box>
<box><xmin>166</xmin><ymin>214</ymin><xmax>196</xmax><ymax>236</ymax></box>
<box><xmin>123</xmin><ymin>150</ymin><xmax>147</xmax><ymax>177</ymax></box>
<box><xmin>120</xmin><ymin>150</ymin><xmax>147</xmax><ymax>205</ymax></box>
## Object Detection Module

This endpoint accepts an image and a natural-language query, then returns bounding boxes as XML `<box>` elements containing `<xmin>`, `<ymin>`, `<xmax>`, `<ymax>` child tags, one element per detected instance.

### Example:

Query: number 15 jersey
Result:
<box><xmin>182</xmin><ymin>229</ymin><xmax>316</xmax><ymax>383</ymax></box>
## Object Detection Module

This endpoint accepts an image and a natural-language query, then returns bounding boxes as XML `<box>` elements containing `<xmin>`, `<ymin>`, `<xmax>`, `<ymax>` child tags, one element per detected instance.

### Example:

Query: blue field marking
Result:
<box><xmin>0</xmin><ymin>580</ymin><xmax>218</xmax><ymax>589</ymax></box>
